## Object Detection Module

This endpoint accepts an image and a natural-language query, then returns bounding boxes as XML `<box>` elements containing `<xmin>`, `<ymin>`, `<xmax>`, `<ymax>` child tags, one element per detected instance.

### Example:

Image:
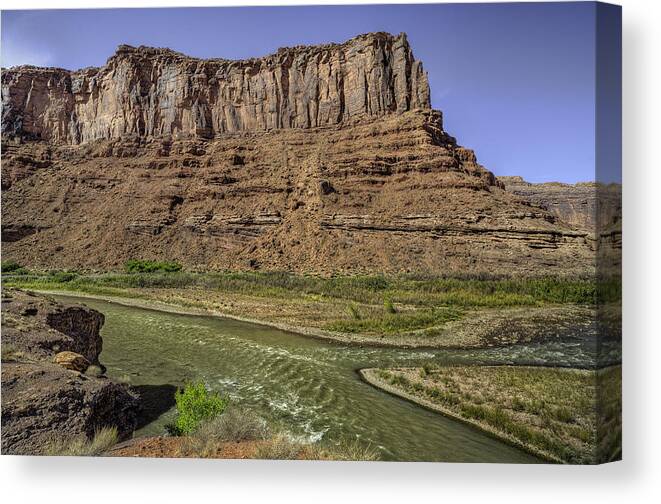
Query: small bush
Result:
<box><xmin>194</xmin><ymin>407</ymin><xmax>270</xmax><ymax>443</ymax></box>
<box><xmin>171</xmin><ymin>382</ymin><xmax>227</xmax><ymax>435</ymax></box>
<box><xmin>1</xmin><ymin>260</ymin><xmax>28</xmax><ymax>275</ymax></box>
<box><xmin>183</xmin><ymin>408</ymin><xmax>270</xmax><ymax>457</ymax></box>
<box><xmin>44</xmin><ymin>426</ymin><xmax>118</xmax><ymax>456</ymax></box>
<box><xmin>124</xmin><ymin>259</ymin><xmax>182</xmax><ymax>274</ymax></box>
<box><xmin>48</xmin><ymin>270</ymin><xmax>78</xmax><ymax>282</ymax></box>
<box><xmin>511</xmin><ymin>396</ymin><xmax>526</xmax><ymax>412</ymax></box>
<box><xmin>384</xmin><ymin>298</ymin><xmax>397</xmax><ymax>314</ymax></box>
<box><xmin>552</xmin><ymin>406</ymin><xmax>575</xmax><ymax>423</ymax></box>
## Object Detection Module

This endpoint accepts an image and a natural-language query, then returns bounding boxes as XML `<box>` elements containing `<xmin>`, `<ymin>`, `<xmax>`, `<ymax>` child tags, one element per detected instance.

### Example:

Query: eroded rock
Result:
<box><xmin>1</xmin><ymin>32</ymin><xmax>429</xmax><ymax>144</ymax></box>
<box><xmin>1</xmin><ymin>290</ymin><xmax>139</xmax><ymax>455</ymax></box>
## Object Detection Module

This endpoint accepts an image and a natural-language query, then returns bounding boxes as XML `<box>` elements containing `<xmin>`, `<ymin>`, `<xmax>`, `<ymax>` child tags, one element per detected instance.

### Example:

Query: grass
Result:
<box><xmin>1</xmin><ymin>343</ymin><xmax>25</xmax><ymax>362</ymax></box>
<box><xmin>182</xmin><ymin>407</ymin><xmax>271</xmax><ymax>457</ymax></box>
<box><xmin>366</xmin><ymin>365</ymin><xmax>621</xmax><ymax>464</ymax></box>
<box><xmin>252</xmin><ymin>434</ymin><xmax>380</xmax><ymax>461</ymax></box>
<box><xmin>253</xmin><ymin>433</ymin><xmax>303</xmax><ymax>460</ymax></box>
<box><xmin>301</xmin><ymin>438</ymin><xmax>380</xmax><ymax>462</ymax></box>
<box><xmin>44</xmin><ymin>426</ymin><xmax>119</xmax><ymax>456</ymax></box>
<box><xmin>2</xmin><ymin>270</ymin><xmax>600</xmax><ymax>307</ymax></box>
<box><xmin>596</xmin><ymin>366</ymin><xmax>622</xmax><ymax>462</ymax></box>
<box><xmin>2</xmin><ymin>270</ymin><xmax>603</xmax><ymax>342</ymax></box>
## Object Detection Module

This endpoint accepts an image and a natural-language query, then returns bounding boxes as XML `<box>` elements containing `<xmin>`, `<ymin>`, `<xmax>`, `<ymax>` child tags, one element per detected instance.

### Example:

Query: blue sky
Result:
<box><xmin>1</xmin><ymin>3</ymin><xmax>619</xmax><ymax>183</ymax></box>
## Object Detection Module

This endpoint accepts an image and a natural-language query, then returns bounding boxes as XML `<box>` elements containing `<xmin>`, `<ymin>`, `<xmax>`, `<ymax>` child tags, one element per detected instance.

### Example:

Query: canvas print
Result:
<box><xmin>0</xmin><ymin>2</ymin><xmax>621</xmax><ymax>463</ymax></box>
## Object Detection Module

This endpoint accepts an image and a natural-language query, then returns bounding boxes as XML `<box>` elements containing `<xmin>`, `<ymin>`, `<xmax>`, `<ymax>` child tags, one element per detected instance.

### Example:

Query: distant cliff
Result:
<box><xmin>1</xmin><ymin>32</ymin><xmax>430</xmax><ymax>144</ymax></box>
<box><xmin>499</xmin><ymin>176</ymin><xmax>622</xmax><ymax>233</ymax></box>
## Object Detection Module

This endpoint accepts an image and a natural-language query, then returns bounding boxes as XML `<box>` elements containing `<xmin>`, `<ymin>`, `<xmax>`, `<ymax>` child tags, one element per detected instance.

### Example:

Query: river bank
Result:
<box><xmin>34</xmin><ymin>288</ymin><xmax>595</xmax><ymax>349</ymax></box>
<box><xmin>361</xmin><ymin>365</ymin><xmax>621</xmax><ymax>464</ymax></box>
<box><xmin>3</xmin><ymin>270</ymin><xmax>600</xmax><ymax>349</ymax></box>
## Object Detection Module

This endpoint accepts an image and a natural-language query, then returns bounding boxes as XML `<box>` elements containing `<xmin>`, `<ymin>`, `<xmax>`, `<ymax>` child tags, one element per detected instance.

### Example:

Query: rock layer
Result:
<box><xmin>2</xmin><ymin>32</ymin><xmax>429</xmax><ymax>143</ymax></box>
<box><xmin>1</xmin><ymin>33</ymin><xmax>595</xmax><ymax>276</ymax></box>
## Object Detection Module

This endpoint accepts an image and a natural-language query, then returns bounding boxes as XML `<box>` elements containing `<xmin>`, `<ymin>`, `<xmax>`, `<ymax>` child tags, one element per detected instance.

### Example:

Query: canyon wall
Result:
<box><xmin>1</xmin><ymin>33</ymin><xmax>596</xmax><ymax>276</ymax></box>
<box><xmin>1</xmin><ymin>32</ymin><xmax>429</xmax><ymax>144</ymax></box>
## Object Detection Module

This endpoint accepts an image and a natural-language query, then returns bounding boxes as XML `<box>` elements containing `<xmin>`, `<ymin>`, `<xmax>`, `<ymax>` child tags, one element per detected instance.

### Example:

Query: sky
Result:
<box><xmin>1</xmin><ymin>3</ymin><xmax>621</xmax><ymax>183</ymax></box>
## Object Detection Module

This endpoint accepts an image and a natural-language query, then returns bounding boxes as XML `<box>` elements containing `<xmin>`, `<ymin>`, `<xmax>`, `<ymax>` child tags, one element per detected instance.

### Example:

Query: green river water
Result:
<box><xmin>53</xmin><ymin>294</ymin><xmax>599</xmax><ymax>463</ymax></box>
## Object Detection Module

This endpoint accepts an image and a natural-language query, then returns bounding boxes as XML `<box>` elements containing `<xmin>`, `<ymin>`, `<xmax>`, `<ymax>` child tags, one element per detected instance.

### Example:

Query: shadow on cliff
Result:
<box><xmin>133</xmin><ymin>383</ymin><xmax>178</xmax><ymax>429</ymax></box>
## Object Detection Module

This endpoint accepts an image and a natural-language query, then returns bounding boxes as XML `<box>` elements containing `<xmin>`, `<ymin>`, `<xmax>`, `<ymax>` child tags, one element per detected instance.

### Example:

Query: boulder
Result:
<box><xmin>53</xmin><ymin>351</ymin><xmax>90</xmax><ymax>373</ymax></box>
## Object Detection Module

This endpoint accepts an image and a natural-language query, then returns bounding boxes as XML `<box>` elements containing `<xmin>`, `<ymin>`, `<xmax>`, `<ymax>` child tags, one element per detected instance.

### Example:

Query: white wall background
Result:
<box><xmin>1</xmin><ymin>1</ymin><xmax>658</xmax><ymax>502</ymax></box>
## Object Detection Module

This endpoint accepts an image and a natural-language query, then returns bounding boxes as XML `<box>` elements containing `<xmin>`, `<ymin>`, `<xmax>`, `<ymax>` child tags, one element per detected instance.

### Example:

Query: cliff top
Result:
<box><xmin>3</xmin><ymin>31</ymin><xmax>409</xmax><ymax>74</ymax></box>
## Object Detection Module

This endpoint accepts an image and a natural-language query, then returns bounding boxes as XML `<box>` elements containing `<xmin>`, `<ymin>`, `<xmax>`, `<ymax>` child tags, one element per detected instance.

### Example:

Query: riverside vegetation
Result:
<box><xmin>1</xmin><ymin>260</ymin><xmax>610</xmax><ymax>349</ymax></box>
<box><xmin>361</xmin><ymin>365</ymin><xmax>621</xmax><ymax>464</ymax></box>
<box><xmin>3</xmin><ymin>262</ymin><xmax>618</xmax><ymax>462</ymax></box>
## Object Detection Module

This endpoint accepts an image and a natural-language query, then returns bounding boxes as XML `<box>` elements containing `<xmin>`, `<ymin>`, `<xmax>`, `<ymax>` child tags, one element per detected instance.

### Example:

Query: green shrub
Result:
<box><xmin>171</xmin><ymin>381</ymin><xmax>227</xmax><ymax>435</ymax></box>
<box><xmin>1</xmin><ymin>260</ymin><xmax>29</xmax><ymax>275</ymax></box>
<box><xmin>48</xmin><ymin>270</ymin><xmax>78</xmax><ymax>282</ymax></box>
<box><xmin>124</xmin><ymin>259</ymin><xmax>182</xmax><ymax>274</ymax></box>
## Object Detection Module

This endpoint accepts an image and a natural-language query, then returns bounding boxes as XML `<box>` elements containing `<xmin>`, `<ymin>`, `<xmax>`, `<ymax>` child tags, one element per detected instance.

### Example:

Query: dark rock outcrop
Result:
<box><xmin>1</xmin><ymin>289</ymin><xmax>139</xmax><ymax>455</ymax></box>
<box><xmin>1</xmin><ymin>289</ymin><xmax>104</xmax><ymax>364</ymax></box>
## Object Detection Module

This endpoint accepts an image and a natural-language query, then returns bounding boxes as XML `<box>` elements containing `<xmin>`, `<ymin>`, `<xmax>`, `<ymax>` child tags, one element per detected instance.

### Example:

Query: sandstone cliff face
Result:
<box><xmin>1</xmin><ymin>33</ymin><xmax>596</xmax><ymax>276</ymax></box>
<box><xmin>2</xmin><ymin>32</ymin><xmax>429</xmax><ymax>144</ymax></box>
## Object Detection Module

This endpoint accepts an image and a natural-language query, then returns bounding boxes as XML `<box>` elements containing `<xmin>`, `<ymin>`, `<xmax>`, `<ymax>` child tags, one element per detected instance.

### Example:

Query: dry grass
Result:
<box><xmin>365</xmin><ymin>365</ymin><xmax>621</xmax><ymax>464</ymax></box>
<box><xmin>253</xmin><ymin>433</ymin><xmax>302</xmax><ymax>460</ymax></box>
<box><xmin>1</xmin><ymin>343</ymin><xmax>26</xmax><ymax>362</ymax></box>
<box><xmin>44</xmin><ymin>426</ymin><xmax>119</xmax><ymax>456</ymax></box>
<box><xmin>300</xmin><ymin>439</ymin><xmax>380</xmax><ymax>461</ymax></box>
<box><xmin>177</xmin><ymin>407</ymin><xmax>380</xmax><ymax>461</ymax></box>
<box><xmin>596</xmin><ymin>366</ymin><xmax>622</xmax><ymax>462</ymax></box>
<box><xmin>182</xmin><ymin>408</ymin><xmax>271</xmax><ymax>457</ymax></box>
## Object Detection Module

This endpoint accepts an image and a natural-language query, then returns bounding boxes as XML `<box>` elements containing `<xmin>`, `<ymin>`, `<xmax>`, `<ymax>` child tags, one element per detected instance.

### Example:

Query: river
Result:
<box><xmin>53</xmin><ymin>294</ymin><xmax>600</xmax><ymax>463</ymax></box>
